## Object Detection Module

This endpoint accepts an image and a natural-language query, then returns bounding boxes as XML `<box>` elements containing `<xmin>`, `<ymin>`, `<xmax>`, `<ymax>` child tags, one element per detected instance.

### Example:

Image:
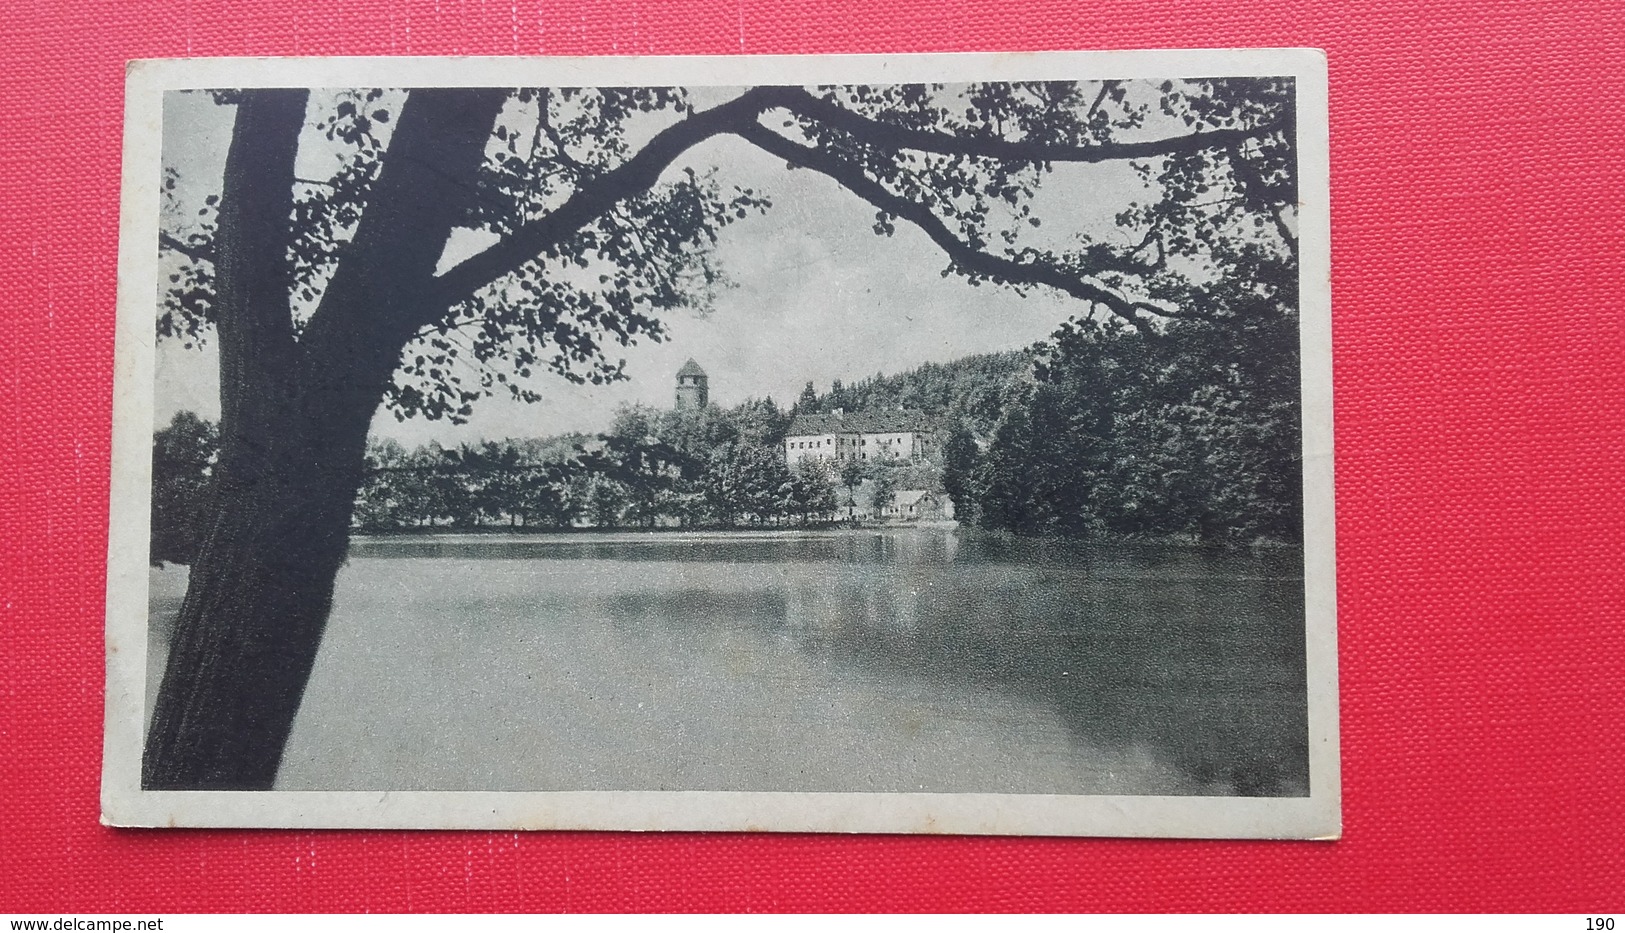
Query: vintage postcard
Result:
<box><xmin>103</xmin><ymin>50</ymin><xmax>1337</xmax><ymax>836</ymax></box>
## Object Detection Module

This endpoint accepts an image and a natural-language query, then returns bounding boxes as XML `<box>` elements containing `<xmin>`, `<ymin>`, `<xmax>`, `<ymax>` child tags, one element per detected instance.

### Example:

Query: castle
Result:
<box><xmin>674</xmin><ymin>361</ymin><xmax>938</xmax><ymax>469</ymax></box>
<box><xmin>783</xmin><ymin>408</ymin><xmax>940</xmax><ymax>467</ymax></box>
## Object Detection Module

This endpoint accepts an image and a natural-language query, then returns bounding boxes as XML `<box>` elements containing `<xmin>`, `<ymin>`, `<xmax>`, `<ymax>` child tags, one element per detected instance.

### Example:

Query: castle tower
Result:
<box><xmin>674</xmin><ymin>358</ymin><xmax>709</xmax><ymax>411</ymax></box>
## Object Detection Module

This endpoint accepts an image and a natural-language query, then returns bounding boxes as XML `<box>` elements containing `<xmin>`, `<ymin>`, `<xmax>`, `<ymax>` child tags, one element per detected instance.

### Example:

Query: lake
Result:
<box><xmin>147</xmin><ymin>527</ymin><xmax>1308</xmax><ymax>796</ymax></box>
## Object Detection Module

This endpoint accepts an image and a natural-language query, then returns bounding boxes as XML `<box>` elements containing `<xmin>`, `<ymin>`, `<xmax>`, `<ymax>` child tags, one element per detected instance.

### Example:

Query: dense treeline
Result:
<box><xmin>151</xmin><ymin>396</ymin><xmax>869</xmax><ymax>562</ymax></box>
<box><xmin>350</xmin><ymin>434</ymin><xmax>587</xmax><ymax>529</ymax></box>
<box><xmin>350</xmin><ymin>396</ymin><xmax>851</xmax><ymax>531</ymax></box>
<box><xmin>153</xmin><ymin>297</ymin><xmax>1300</xmax><ymax>559</ymax></box>
<box><xmin>793</xmin><ymin>349</ymin><xmax>1029</xmax><ymax>437</ymax></box>
<box><xmin>954</xmin><ymin>258</ymin><xmax>1302</xmax><ymax>544</ymax></box>
<box><xmin>786</xmin><ymin>307</ymin><xmax>1301</xmax><ymax>545</ymax></box>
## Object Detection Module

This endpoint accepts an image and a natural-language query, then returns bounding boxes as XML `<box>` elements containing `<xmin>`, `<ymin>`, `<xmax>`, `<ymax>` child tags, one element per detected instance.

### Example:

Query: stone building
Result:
<box><xmin>674</xmin><ymin>358</ymin><xmax>709</xmax><ymax>411</ymax></box>
<box><xmin>783</xmin><ymin>408</ymin><xmax>940</xmax><ymax>467</ymax></box>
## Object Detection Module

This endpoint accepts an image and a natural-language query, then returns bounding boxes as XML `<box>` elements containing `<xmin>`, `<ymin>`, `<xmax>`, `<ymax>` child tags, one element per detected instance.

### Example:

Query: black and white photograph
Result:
<box><xmin>104</xmin><ymin>52</ymin><xmax>1337</xmax><ymax>836</ymax></box>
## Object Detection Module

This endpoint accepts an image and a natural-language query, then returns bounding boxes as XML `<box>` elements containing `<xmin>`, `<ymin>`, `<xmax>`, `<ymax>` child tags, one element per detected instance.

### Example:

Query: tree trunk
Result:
<box><xmin>143</xmin><ymin>87</ymin><xmax>509</xmax><ymax>789</ymax></box>
<box><xmin>142</xmin><ymin>396</ymin><xmax>375</xmax><ymax>789</ymax></box>
<box><xmin>143</xmin><ymin>88</ymin><xmax>329</xmax><ymax>789</ymax></box>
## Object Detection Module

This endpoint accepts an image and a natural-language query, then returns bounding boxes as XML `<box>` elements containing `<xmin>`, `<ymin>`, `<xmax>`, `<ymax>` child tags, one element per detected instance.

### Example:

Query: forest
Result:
<box><xmin>154</xmin><ymin>289</ymin><xmax>1301</xmax><ymax>561</ymax></box>
<box><xmin>153</xmin><ymin>390</ymin><xmax>921</xmax><ymax>561</ymax></box>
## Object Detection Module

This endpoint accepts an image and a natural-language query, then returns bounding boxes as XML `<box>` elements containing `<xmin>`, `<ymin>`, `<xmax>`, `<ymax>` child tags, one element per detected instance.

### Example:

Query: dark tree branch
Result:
<box><xmin>428</xmin><ymin>84</ymin><xmax>1280</xmax><ymax>324</ymax></box>
<box><xmin>1085</xmin><ymin>81</ymin><xmax>1113</xmax><ymax>121</ymax></box>
<box><xmin>430</xmin><ymin>88</ymin><xmax>777</xmax><ymax>310</ymax></box>
<box><xmin>734</xmin><ymin>121</ymin><xmax>1185</xmax><ymax>330</ymax></box>
<box><xmin>1226</xmin><ymin>144</ymin><xmax>1299</xmax><ymax>261</ymax></box>
<box><xmin>299</xmin><ymin>87</ymin><xmax>512</xmax><ymax>381</ymax></box>
<box><xmin>536</xmin><ymin>88</ymin><xmax>590</xmax><ymax>179</ymax></box>
<box><xmin>759</xmin><ymin>85</ymin><xmax>1285</xmax><ymax>165</ymax></box>
<box><xmin>158</xmin><ymin>231</ymin><xmax>214</xmax><ymax>264</ymax></box>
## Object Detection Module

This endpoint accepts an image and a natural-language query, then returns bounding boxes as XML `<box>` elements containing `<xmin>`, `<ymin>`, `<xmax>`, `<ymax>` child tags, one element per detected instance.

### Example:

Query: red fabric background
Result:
<box><xmin>2</xmin><ymin>0</ymin><xmax>1622</xmax><ymax>912</ymax></box>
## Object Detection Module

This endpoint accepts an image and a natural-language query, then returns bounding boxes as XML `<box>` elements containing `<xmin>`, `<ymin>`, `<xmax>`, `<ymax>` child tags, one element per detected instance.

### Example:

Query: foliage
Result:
<box><xmin>810</xmin><ymin>350</ymin><xmax>1031</xmax><ymax>437</ymax></box>
<box><xmin>349</xmin><ymin>395</ymin><xmax>830</xmax><ymax>531</ymax></box>
<box><xmin>940</xmin><ymin>424</ymin><xmax>982</xmax><ymax>524</ymax></box>
<box><xmin>159</xmin><ymin>78</ymin><xmax>1295</xmax><ymax>425</ymax></box>
<box><xmin>867</xmin><ymin>460</ymin><xmax>899</xmax><ymax>516</ymax></box>
<box><xmin>788</xmin><ymin>458</ymin><xmax>839</xmax><ymax>523</ymax></box>
<box><xmin>150</xmin><ymin>411</ymin><xmax>219</xmax><ymax>565</ymax></box>
<box><xmin>793</xmin><ymin>380</ymin><xmax>818</xmax><ymax>415</ymax></box>
<box><xmin>837</xmin><ymin>457</ymin><xmax>867</xmax><ymax>491</ymax></box>
<box><xmin>972</xmin><ymin>262</ymin><xmax>1301</xmax><ymax>543</ymax></box>
<box><xmin>352</xmin><ymin>435</ymin><xmax>587</xmax><ymax>530</ymax></box>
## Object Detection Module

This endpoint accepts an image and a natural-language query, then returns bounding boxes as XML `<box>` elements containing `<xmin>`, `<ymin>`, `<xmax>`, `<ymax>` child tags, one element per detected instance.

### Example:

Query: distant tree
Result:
<box><xmin>470</xmin><ymin>440</ymin><xmax>541</xmax><ymax>527</ymax></box>
<box><xmin>742</xmin><ymin>445</ymin><xmax>795</xmax><ymax>525</ymax></box>
<box><xmin>556</xmin><ymin>471</ymin><xmax>596</xmax><ymax>527</ymax></box>
<box><xmin>976</xmin><ymin>399</ymin><xmax>1043</xmax><ymax>533</ymax></box>
<box><xmin>940</xmin><ymin>424</ymin><xmax>980</xmax><ymax>523</ymax></box>
<box><xmin>868</xmin><ymin>461</ymin><xmax>898</xmax><ymax>518</ymax></box>
<box><xmin>701</xmin><ymin>445</ymin><xmax>747</xmax><ymax>526</ymax></box>
<box><xmin>788</xmin><ymin>458</ymin><xmax>838</xmax><ymax>524</ymax></box>
<box><xmin>424</xmin><ymin>444</ymin><xmax>479</xmax><ymax>527</ymax></box>
<box><xmin>608</xmin><ymin>404</ymin><xmax>658</xmax><ymax>444</ymax></box>
<box><xmin>598</xmin><ymin>403</ymin><xmax>686</xmax><ymax>526</ymax></box>
<box><xmin>701</xmin><ymin>443</ymin><xmax>793</xmax><ymax>525</ymax></box>
<box><xmin>587</xmin><ymin>476</ymin><xmax>628</xmax><ymax>528</ymax></box>
<box><xmin>794</xmin><ymin>380</ymin><xmax>819</xmax><ymax>415</ymax></box>
<box><xmin>656</xmin><ymin>403</ymin><xmax>738</xmax><ymax>458</ymax></box>
<box><xmin>352</xmin><ymin>437</ymin><xmax>412</xmax><ymax>529</ymax></box>
<box><xmin>729</xmin><ymin>397</ymin><xmax>790</xmax><ymax>447</ymax></box>
<box><xmin>506</xmin><ymin>463</ymin><xmax>567</xmax><ymax>527</ymax></box>
<box><xmin>395</xmin><ymin>444</ymin><xmax>445</xmax><ymax>526</ymax></box>
<box><xmin>838</xmin><ymin>458</ymin><xmax>866</xmax><ymax>519</ymax></box>
<box><xmin>150</xmin><ymin>411</ymin><xmax>219</xmax><ymax>565</ymax></box>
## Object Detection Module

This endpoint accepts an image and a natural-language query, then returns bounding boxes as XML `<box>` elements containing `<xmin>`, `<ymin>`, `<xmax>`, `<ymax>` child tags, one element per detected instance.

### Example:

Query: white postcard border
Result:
<box><xmin>103</xmin><ymin>49</ymin><xmax>1337</xmax><ymax>838</ymax></box>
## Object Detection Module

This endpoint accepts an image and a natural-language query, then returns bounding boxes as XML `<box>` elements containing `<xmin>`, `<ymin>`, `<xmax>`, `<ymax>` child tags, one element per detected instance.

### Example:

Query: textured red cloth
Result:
<box><xmin>2</xmin><ymin>0</ymin><xmax>1622</xmax><ymax>913</ymax></box>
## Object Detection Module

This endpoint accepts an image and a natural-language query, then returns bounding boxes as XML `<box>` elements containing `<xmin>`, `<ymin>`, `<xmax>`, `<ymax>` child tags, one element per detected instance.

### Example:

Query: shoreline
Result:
<box><xmin>345</xmin><ymin>523</ymin><xmax>1302</xmax><ymax>551</ymax></box>
<box><xmin>350</xmin><ymin>522</ymin><xmax>960</xmax><ymax>546</ymax></box>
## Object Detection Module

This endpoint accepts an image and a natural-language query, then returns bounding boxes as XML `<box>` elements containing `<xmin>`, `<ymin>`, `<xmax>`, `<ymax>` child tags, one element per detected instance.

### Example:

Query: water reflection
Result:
<box><xmin>349</xmin><ymin>528</ymin><xmax>962</xmax><ymax>565</ymax></box>
<box><xmin>157</xmin><ymin>528</ymin><xmax>1306</xmax><ymax>795</ymax></box>
<box><xmin>588</xmin><ymin>530</ymin><xmax>1307</xmax><ymax>796</ymax></box>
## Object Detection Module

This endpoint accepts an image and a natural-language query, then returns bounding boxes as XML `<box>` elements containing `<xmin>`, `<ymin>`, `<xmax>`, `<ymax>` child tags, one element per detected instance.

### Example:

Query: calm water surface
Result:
<box><xmin>148</xmin><ymin>528</ymin><xmax>1307</xmax><ymax>795</ymax></box>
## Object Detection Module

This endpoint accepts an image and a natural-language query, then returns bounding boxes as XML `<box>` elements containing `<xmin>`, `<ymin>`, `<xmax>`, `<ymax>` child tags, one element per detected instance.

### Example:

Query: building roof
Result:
<box><xmin>786</xmin><ymin>409</ymin><xmax>938</xmax><ymax>437</ymax></box>
<box><xmin>893</xmin><ymin>489</ymin><xmax>936</xmax><ymax>507</ymax></box>
<box><xmin>676</xmin><ymin>358</ymin><xmax>707</xmax><ymax>378</ymax></box>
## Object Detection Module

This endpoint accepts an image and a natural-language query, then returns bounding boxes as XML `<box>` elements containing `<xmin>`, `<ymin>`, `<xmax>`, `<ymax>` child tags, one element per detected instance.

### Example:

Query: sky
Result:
<box><xmin>154</xmin><ymin>88</ymin><xmax>1151</xmax><ymax>447</ymax></box>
